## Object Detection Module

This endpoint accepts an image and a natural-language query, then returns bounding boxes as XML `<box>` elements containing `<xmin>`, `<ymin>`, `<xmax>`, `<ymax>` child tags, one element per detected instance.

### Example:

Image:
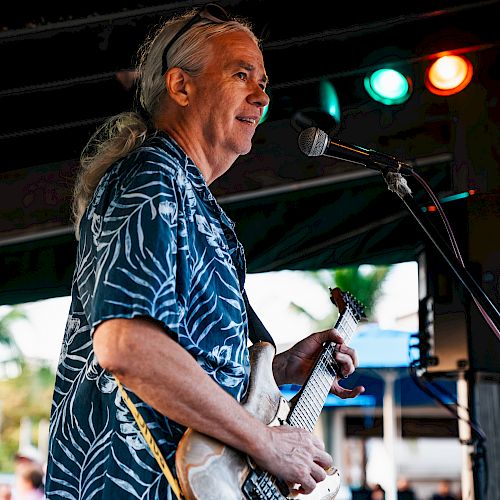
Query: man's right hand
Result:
<box><xmin>251</xmin><ymin>424</ymin><xmax>333</xmax><ymax>495</ymax></box>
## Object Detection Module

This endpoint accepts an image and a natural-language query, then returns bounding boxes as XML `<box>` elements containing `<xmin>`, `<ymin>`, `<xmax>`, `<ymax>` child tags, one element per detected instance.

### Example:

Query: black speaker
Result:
<box><xmin>416</xmin><ymin>194</ymin><xmax>500</xmax><ymax>376</ymax></box>
<box><xmin>466</xmin><ymin>194</ymin><xmax>500</xmax><ymax>376</ymax></box>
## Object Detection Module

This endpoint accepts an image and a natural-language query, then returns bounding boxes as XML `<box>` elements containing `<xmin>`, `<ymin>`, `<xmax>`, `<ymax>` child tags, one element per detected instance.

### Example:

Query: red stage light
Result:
<box><xmin>425</xmin><ymin>54</ymin><xmax>473</xmax><ymax>96</ymax></box>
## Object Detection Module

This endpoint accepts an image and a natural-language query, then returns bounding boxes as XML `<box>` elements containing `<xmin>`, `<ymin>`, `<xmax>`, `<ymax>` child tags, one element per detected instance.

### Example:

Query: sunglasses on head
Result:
<box><xmin>161</xmin><ymin>3</ymin><xmax>230</xmax><ymax>75</ymax></box>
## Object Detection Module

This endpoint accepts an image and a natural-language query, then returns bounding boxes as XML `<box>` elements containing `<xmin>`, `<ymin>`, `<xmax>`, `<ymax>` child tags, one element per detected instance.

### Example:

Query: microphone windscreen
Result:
<box><xmin>298</xmin><ymin>127</ymin><xmax>328</xmax><ymax>157</ymax></box>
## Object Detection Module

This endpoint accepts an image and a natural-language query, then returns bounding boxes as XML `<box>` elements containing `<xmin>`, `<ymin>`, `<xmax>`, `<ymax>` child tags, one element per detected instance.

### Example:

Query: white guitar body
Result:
<box><xmin>176</xmin><ymin>342</ymin><xmax>341</xmax><ymax>500</ymax></box>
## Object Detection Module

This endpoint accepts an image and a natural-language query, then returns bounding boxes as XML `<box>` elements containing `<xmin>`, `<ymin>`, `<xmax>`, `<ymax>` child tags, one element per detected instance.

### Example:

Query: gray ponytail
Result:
<box><xmin>72</xmin><ymin>113</ymin><xmax>148</xmax><ymax>239</ymax></box>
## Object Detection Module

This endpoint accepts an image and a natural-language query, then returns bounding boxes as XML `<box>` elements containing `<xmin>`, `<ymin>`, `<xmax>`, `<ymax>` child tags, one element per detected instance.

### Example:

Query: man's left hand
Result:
<box><xmin>272</xmin><ymin>328</ymin><xmax>365</xmax><ymax>399</ymax></box>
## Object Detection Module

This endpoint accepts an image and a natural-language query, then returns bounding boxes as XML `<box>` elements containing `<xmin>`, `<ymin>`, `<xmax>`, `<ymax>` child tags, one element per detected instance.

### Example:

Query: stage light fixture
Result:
<box><xmin>259</xmin><ymin>102</ymin><xmax>270</xmax><ymax>124</ymax></box>
<box><xmin>421</xmin><ymin>188</ymin><xmax>477</xmax><ymax>212</ymax></box>
<box><xmin>364</xmin><ymin>68</ymin><xmax>412</xmax><ymax>105</ymax></box>
<box><xmin>291</xmin><ymin>79</ymin><xmax>341</xmax><ymax>134</ymax></box>
<box><xmin>425</xmin><ymin>54</ymin><xmax>473</xmax><ymax>96</ymax></box>
<box><xmin>319</xmin><ymin>80</ymin><xmax>341</xmax><ymax>123</ymax></box>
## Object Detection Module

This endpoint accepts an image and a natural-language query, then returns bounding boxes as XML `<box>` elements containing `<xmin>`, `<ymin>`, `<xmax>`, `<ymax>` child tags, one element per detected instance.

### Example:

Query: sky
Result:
<box><xmin>0</xmin><ymin>261</ymin><xmax>419</xmax><ymax>370</ymax></box>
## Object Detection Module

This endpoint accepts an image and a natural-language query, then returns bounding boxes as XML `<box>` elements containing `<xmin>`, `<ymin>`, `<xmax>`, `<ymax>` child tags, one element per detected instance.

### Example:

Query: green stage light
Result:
<box><xmin>259</xmin><ymin>102</ymin><xmax>270</xmax><ymax>124</ymax></box>
<box><xmin>364</xmin><ymin>68</ymin><xmax>412</xmax><ymax>105</ymax></box>
<box><xmin>291</xmin><ymin>80</ymin><xmax>341</xmax><ymax>134</ymax></box>
<box><xmin>319</xmin><ymin>80</ymin><xmax>341</xmax><ymax>122</ymax></box>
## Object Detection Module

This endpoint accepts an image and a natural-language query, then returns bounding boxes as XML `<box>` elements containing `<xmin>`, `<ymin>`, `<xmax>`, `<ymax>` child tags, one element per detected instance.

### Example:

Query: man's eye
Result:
<box><xmin>236</xmin><ymin>72</ymin><xmax>247</xmax><ymax>80</ymax></box>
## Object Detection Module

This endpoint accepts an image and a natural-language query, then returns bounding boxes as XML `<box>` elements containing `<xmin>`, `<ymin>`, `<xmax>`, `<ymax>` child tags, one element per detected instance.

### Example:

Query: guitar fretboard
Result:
<box><xmin>287</xmin><ymin>310</ymin><xmax>358</xmax><ymax>432</ymax></box>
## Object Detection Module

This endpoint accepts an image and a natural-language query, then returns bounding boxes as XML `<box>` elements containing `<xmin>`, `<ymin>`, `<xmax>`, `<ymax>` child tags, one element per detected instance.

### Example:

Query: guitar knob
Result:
<box><xmin>325</xmin><ymin>466</ymin><xmax>339</xmax><ymax>476</ymax></box>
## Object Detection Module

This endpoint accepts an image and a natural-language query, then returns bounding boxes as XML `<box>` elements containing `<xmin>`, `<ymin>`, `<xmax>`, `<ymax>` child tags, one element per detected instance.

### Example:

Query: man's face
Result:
<box><xmin>187</xmin><ymin>30</ymin><xmax>269</xmax><ymax>165</ymax></box>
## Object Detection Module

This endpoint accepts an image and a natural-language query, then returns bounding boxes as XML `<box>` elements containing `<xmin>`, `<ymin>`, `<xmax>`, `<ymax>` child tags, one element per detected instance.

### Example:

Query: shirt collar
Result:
<box><xmin>151</xmin><ymin>131</ymin><xmax>236</xmax><ymax>230</ymax></box>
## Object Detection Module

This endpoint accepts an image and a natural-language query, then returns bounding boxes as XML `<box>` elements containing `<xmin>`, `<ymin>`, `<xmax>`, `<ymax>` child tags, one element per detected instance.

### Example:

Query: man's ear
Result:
<box><xmin>164</xmin><ymin>67</ymin><xmax>191</xmax><ymax>107</ymax></box>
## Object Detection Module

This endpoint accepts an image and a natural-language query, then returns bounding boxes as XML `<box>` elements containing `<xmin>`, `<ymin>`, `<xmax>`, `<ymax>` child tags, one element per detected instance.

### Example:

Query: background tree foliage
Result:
<box><xmin>0</xmin><ymin>307</ymin><xmax>26</xmax><ymax>361</ymax></box>
<box><xmin>0</xmin><ymin>307</ymin><xmax>55</xmax><ymax>472</ymax></box>
<box><xmin>0</xmin><ymin>363</ymin><xmax>54</xmax><ymax>471</ymax></box>
<box><xmin>291</xmin><ymin>265</ymin><xmax>390</xmax><ymax>330</ymax></box>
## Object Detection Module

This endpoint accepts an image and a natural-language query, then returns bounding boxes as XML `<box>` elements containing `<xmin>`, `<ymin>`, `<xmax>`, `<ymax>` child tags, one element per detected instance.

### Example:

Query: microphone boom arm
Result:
<box><xmin>378</xmin><ymin>164</ymin><xmax>500</xmax><ymax>334</ymax></box>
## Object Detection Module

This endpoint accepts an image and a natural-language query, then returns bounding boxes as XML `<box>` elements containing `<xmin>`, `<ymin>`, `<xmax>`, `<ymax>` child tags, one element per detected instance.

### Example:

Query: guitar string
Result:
<box><xmin>289</xmin><ymin>347</ymin><xmax>334</xmax><ymax>428</ymax></box>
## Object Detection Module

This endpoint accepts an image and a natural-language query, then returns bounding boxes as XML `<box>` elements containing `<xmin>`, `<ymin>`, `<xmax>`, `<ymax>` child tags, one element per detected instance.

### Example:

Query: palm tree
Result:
<box><xmin>290</xmin><ymin>265</ymin><xmax>390</xmax><ymax>329</ymax></box>
<box><xmin>0</xmin><ymin>306</ymin><xmax>27</xmax><ymax>363</ymax></box>
<box><xmin>329</xmin><ymin>265</ymin><xmax>390</xmax><ymax>319</ymax></box>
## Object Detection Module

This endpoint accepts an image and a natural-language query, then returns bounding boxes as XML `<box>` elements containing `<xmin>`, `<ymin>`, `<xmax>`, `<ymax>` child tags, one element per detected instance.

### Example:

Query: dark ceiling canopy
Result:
<box><xmin>0</xmin><ymin>0</ymin><xmax>499</xmax><ymax>305</ymax></box>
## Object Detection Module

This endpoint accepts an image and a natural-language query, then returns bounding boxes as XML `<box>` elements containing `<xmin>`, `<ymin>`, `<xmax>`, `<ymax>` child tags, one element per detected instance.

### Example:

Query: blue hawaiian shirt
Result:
<box><xmin>45</xmin><ymin>132</ymin><xmax>250</xmax><ymax>499</ymax></box>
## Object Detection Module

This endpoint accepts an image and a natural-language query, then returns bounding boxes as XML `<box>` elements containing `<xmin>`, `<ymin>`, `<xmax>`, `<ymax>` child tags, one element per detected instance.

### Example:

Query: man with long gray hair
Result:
<box><xmin>45</xmin><ymin>3</ymin><xmax>363</xmax><ymax>499</ymax></box>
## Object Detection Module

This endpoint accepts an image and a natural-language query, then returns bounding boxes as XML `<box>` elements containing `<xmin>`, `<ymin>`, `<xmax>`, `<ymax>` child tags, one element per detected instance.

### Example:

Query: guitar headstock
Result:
<box><xmin>329</xmin><ymin>287</ymin><xmax>366</xmax><ymax>321</ymax></box>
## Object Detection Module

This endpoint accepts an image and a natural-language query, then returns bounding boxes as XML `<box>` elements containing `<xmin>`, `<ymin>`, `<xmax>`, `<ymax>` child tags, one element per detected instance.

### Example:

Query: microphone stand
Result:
<box><xmin>372</xmin><ymin>160</ymin><xmax>500</xmax><ymax>334</ymax></box>
<box><xmin>372</xmin><ymin>160</ymin><xmax>497</xmax><ymax>500</ymax></box>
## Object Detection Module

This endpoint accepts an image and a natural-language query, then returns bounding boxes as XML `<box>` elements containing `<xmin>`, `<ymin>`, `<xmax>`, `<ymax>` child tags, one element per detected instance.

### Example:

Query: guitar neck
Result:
<box><xmin>287</xmin><ymin>311</ymin><xmax>358</xmax><ymax>432</ymax></box>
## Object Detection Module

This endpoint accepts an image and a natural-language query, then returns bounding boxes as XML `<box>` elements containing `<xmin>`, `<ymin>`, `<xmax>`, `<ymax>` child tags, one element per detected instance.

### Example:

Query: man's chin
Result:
<box><xmin>238</xmin><ymin>140</ymin><xmax>253</xmax><ymax>156</ymax></box>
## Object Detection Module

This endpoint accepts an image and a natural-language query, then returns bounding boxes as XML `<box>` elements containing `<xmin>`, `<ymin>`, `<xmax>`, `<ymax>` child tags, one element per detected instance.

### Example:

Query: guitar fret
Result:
<box><xmin>310</xmin><ymin>370</ymin><xmax>327</xmax><ymax>394</ymax></box>
<box><xmin>311</xmin><ymin>387</ymin><xmax>324</xmax><ymax>412</ymax></box>
<box><xmin>295</xmin><ymin>394</ymin><xmax>319</xmax><ymax>428</ymax></box>
<box><xmin>305</xmin><ymin>402</ymin><xmax>323</xmax><ymax>425</ymax></box>
<box><xmin>345</xmin><ymin>322</ymin><xmax>354</xmax><ymax>338</ymax></box>
<box><xmin>345</xmin><ymin>317</ymin><xmax>356</xmax><ymax>339</ymax></box>
<box><xmin>302</xmin><ymin>408</ymin><xmax>316</xmax><ymax>430</ymax></box>
<box><xmin>290</xmin><ymin>412</ymin><xmax>308</xmax><ymax>429</ymax></box>
<box><xmin>305</xmin><ymin>391</ymin><xmax>320</xmax><ymax>417</ymax></box>
<box><xmin>311</xmin><ymin>375</ymin><xmax>326</xmax><ymax>401</ymax></box>
<box><xmin>315</xmin><ymin>383</ymin><xmax>329</xmax><ymax>406</ymax></box>
<box><xmin>301</xmin><ymin>404</ymin><xmax>316</xmax><ymax>432</ymax></box>
<box><xmin>302</xmin><ymin>396</ymin><xmax>318</xmax><ymax>423</ymax></box>
<box><xmin>295</xmin><ymin>402</ymin><xmax>310</xmax><ymax>425</ymax></box>
<box><xmin>291</xmin><ymin>364</ymin><xmax>333</xmax><ymax>430</ymax></box>
<box><xmin>337</xmin><ymin>312</ymin><xmax>357</xmax><ymax>345</ymax></box>
<box><xmin>337</xmin><ymin>323</ymin><xmax>348</xmax><ymax>340</ymax></box>
<box><xmin>294</xmin><ymin>399</ymin><xmax>312</xmax><ymax>425</ymax></box>
<box><xmin>311</xmin><ymin>382</ymin><xmax>327</xmax><ymax>406</ymax></box>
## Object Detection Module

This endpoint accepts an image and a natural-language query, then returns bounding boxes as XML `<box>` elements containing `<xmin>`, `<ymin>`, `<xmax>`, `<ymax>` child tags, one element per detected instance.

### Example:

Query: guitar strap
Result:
<box><xmin>116</xmin><ymin>291</ymin><xmax>274</xmax><ymax>500</ymax></box>
<box><xmin>115</xmin><ymin>378</ymin><xmax>184</xmax><ymax>500</ymax></box>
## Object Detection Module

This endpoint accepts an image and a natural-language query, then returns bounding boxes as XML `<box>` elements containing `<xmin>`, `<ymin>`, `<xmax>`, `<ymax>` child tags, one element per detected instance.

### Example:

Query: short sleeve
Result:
<box><xmin>90</xmin><ymin>151</ymin><xmax>189</xmax><ymax>335</ymax></box>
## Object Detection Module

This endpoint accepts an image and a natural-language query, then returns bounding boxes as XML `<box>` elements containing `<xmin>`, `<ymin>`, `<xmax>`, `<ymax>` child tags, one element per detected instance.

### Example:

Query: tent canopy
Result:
<box><xmin>0</xmin><ymin>0</ymin><xmax>498</xmax><ymax>305</ymax></box>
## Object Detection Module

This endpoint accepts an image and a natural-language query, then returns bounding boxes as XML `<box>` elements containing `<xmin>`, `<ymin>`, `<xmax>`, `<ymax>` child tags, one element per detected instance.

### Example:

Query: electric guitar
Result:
<box><xmin>175</xmin><ymin>287</ymin><xmax>365</xmax><ymax>500</ymax></box>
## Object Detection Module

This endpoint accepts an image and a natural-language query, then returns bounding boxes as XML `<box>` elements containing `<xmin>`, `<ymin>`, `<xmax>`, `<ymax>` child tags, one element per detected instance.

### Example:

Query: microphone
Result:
<box><xmin>298</xmin><ymin>127</ymin><xmax>413</xmax><ymax>175</ymax></box>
